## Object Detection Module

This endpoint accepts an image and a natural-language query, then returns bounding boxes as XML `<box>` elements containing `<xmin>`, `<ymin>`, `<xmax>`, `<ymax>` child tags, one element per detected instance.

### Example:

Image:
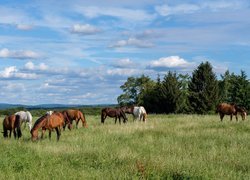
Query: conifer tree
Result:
<box><xmin>188</xmin><ymin>62</ymin><xmax>219</xmax><ymax>114</ymax></box>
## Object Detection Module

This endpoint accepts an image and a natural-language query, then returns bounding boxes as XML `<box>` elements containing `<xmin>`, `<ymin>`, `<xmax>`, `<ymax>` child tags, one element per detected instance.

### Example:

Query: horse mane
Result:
<box><xmin>31</xmin><ymin>114</ymin><xmax>48</xmax><ymax>130</ymax></box>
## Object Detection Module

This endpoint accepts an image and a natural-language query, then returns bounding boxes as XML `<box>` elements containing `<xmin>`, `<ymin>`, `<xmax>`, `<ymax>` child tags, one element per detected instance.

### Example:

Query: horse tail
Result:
<box><xmin>80</xmin><ymin>111</ymin><xmax>87</xmax><ymax>128</ymax></box>
<box><xmin>15</xmin><ymin>115</ymin><xmax>22</xmax><ymax>138</ymax></box>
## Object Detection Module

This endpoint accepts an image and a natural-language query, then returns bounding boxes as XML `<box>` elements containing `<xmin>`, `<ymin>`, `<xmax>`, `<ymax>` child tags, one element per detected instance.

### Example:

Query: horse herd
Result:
<box><xmin>1</xmin><ymin>103</ymin><xmax>248</xmax><ymax>141</ymax></box>
<box><xmin>1</xmin><ymin>106</ymin><xmax>147</xmax><ymax>141</ymax></box>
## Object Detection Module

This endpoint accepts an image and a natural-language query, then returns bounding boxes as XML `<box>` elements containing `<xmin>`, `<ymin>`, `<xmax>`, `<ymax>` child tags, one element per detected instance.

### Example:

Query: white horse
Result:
<box><xmin>46</xmin><ymin>111</ymin><xmax>54</xmax><ymax>115</ymax></box>
<box><xmin>133</xmin><ymin>106</ymin><xmax>147</xmax><ymax>122</ymax></box>
<box><xmin>15</xmin><ymin>111</ymin><xmax>33</xmax><ymax>130</ymax></box>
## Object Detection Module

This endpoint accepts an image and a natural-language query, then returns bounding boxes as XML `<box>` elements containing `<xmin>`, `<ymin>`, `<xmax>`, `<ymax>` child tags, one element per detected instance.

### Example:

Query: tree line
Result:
<box><xmin>117</xmin><ymin>61</ymin><xmax>250</xmax><ymax>114</ymax></box>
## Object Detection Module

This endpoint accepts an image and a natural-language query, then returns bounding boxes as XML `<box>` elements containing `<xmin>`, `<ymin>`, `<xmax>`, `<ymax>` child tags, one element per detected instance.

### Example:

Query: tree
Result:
<box><xmin>228</xmin><ymin>70</ymin><xmax>250</xmax><ymax>109</ymax></box>
<box><xmin>160</xmin><ymin>71</ymin><xmax>182</xmax><ymax>113</ymax></box>
<box><xmin>218</xmin><ymin>70</ymin><xmax>231</xmax><ymax>102</ymax></box>
<box><xmin>117</xmin><ymin>75</ymin><xmax>154</xmax><ymax>106</ymax></box>
<box><xmin>188</xmin><ymin>61</ymin><xmax>219</xmax><ymax>114</ymax></box>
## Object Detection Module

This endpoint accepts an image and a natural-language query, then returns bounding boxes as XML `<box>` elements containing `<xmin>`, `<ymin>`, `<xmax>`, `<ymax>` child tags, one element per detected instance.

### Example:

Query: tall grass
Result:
<box><xmin>0</xmin><ymin>114</ymin><xmax>250</xmax><ymax>179</ymax></box>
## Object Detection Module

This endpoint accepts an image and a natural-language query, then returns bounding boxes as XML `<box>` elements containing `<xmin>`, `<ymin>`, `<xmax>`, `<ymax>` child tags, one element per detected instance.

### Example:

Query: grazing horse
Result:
<box><xmin>62</xmin><ymin>109</ymin><xmax>87</xmax><ymax>129</ymax></box>
<box><xmin>3</xmin><ymin>114</ymin><xmax>22</xmax><ymax>139</ymax></box>
<box><xmin>31</xmin><ymin>111</ymin><xmax>69</xmax><ymax>141</ymax></box>
<box><xmin>216</xmin><ymin>103</ymin><xmax>247</xmax><ymax>121</ymax></box>
<box><xmin>101</xmin><ymin>107</ymin><xmax>127</xmax><ymax>124</ymax></box>
<box><xmin>122</xmin><ymin>106</ymin><xmax>147</xmax><ymax>122</ymax></box>
<box><xmin>15</xmin><ymin>111</ymin><xmax>32</xmax><ymax>131</ymax></box>
<box><xmin>236</xmin><ymin>107</ymin><xmax>247</xmax><ymax>120</ymax></box>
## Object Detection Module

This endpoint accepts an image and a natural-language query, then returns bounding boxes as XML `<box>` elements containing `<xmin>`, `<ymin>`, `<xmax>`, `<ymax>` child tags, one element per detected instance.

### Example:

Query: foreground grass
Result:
<box><xmin>0</xmin><ymin>114</ymin><xmax>250</xmax><ymax>179</ymax></box>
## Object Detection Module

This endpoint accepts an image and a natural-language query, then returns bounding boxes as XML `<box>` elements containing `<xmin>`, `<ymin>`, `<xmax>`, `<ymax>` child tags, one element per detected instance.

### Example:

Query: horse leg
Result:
<box><xmin>49</xmin><ymin>130</ymin><xmax>52</xmax><ymax>140</ymax></box>
<box><xmin>76</xmin><ymin>119</ymin><xmax>80</xmax><ymax>128</ymax></box>
<box><xmin>119</xmin><ymin>116</ymin><xmax>121</xmax><ymax>124</ymax></box>
<box><xmin>41</xmin><ymin>128</ymin><xmax>45</xmax><ymax>139</ymax></box>
<box><xmin>13</xmin><ymin>129</ymin><xmax>17</xmax><ymax>139</ymax></box>
<box><xmin>219</xmin><ymin>113</ymin><xmax>224</xmax><ymax>121</ymax></box>
<box><xmin>115</xmin><ymin>116</ymin><xmax>117</xmax><ymax>124</ymax></box>
<box><xmin>55</xmin><ymin>127</ymin><xmax>61</xmax><ymax>141</ymax></box>
<box><xmin>9</xmin><ymin>130</ymin><xmax>12</xmax><ymax>138</ymax></box>
<box><xmin>235</xmin><ymin>114</ymin><xmax>238</xmax><ymax>121</ymax></box>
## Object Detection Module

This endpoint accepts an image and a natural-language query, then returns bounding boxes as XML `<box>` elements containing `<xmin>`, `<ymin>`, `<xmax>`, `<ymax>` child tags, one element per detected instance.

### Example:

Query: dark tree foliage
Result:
<box><xmin>160</xmin><ymin>71</ymin><xmax>182</xmax><ymax>113</ymax></box>
<box><xmin>117</xmin><ymin>75</ymin><xmax>154</xmax><ymax>106</ymax></box>
<box><xmin>228</xmin><ymin>71</ymin><xmax>250</xmax><ymax>109</ymax></box>
<box><xmin>218</xmin><ymin>70</ymin><xmax>231</xmax><ymax>102</ymax></box>
<box><xmin>117</xmin><ymin>62</ymin><xmax>249</xmax><ymax>114</ymax></box>
<box><xmin>188</xmin><ymin>61</ymin><xmax>219</xmax><ymax>114</ymax></box>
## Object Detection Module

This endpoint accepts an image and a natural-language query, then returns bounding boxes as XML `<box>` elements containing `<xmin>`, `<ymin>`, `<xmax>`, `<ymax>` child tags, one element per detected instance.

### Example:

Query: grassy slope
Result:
<box><xmin>0</xmin><ymin>114</ymin><xmax>250</xmax><ymax>179</ymax></box>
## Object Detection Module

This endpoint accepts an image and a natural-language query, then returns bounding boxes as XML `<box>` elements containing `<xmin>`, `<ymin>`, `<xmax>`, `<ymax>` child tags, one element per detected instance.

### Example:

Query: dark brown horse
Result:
<box><xmin>31</xmin><ymin>111</ymin><xmax>69</xmax><ymax>141</ymax></box>
<box><xmin>216</xmin><ymin>103</ymin><xmax>247</xmax><ymax>121</ymax></box>
<box><xmin>101</xmin><ymin>107</ymin><xmax>127</xmax><ymax>124</ymax></box>
<box><xmin>3</xmin><ymin>114</ymin><xmax>22</xmax><ymax>139</ymax></box>
<box><xmin>62</xmin><ymin>109</ymin><xmax>87</xmax><ymax>129</ymax></box>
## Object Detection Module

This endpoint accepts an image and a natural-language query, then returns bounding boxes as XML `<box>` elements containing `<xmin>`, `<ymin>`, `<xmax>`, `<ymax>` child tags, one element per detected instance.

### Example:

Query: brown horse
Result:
<box><xmin>216</xmin><ymin>103</ymin><xmax>247</xmax><ymax>121</ymax></box>
<box><xmin>101</xmin><ymin>107</ymin><xmax>127</xmax><ymax>124</ymax></box>
<box><xmin>62</xmin><ymin>109</ymin><xmax>87</xmax><ymax>129</ymax></box>
<box><xmin>31</xmin><ymin>111</ymin><xmax>69</xmax><ymax>141</ymax></box>
<box><xmin>3</xmin><ymin>114</ymin><xmax>22</xmax><ymax>139</ymax></box>
<box><xmin>236</xmin><ymin>107</ymin><xmax>247</xmax><ymax>120</ymax></box>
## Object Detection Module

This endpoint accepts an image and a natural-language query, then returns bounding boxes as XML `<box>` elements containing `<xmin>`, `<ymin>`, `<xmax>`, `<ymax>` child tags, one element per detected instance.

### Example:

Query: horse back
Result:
<box><xmin>217</xmin><ymin>103</ymin><xmax>236</xmax><ymax>115</ymax></box>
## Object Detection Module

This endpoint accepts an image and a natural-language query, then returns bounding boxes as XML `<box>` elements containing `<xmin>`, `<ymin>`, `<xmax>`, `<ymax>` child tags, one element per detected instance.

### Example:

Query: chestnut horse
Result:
<box><xmin>101</xmin><ymin>107</ymin><xmax>127</xmax><ymax>124</ymax></box>
<box><xmin>31</xmin><ymin>111</ymin><xmax>70</xmax><ymax>141</ymax></box>
<box><xmin>62</xmin><ymin>109</ymin><xmax>87</xmax><ymax>129</ymax></box>
<box><xmin>3</xmin><ymin>114</ymin><xmax>22</xmax><ymax>139</ymax></box>
<box><xmin>216</xmin><ymin>103</ymin><xmax>247</xmax><ymax>121</ymax></box>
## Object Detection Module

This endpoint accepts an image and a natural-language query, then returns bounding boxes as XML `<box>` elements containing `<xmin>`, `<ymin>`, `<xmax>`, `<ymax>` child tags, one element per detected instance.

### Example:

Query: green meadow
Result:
<box><xmin>0</xmin><ymin>114</ymin><xmax>250</xmax><ymax>179</ymax></box>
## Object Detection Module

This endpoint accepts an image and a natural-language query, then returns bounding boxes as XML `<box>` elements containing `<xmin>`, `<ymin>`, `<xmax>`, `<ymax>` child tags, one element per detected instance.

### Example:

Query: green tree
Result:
<box><xmin>228</xmin><ymin>70</ymin><xmax>250</xmax><ymax>109</ymax></box>
<box><xmin>160</xmin><ymin>71</ymin><xmax>182</xmax><ymax>113</ymax></box>
<box><xmin>188</xmin><ymin>61</ymin><xmax>219</xmax><ymax>114</ymax></box>
<box><xmin>117</xmin><ymin>75</ymin><xmax>153</xmax><ymax>106</ymax></box>
<box><xmin>218</xmin><ymin>70</ymin><xmax>231</xmax><ymax>102</ymax></box>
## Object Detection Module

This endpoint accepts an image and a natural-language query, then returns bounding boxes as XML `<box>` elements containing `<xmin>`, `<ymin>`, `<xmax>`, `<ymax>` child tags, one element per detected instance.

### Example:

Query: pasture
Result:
<box><xmin>0</xmin><ymin>114</ymin><xmax>250</xmax><ymax>179</ymax></box>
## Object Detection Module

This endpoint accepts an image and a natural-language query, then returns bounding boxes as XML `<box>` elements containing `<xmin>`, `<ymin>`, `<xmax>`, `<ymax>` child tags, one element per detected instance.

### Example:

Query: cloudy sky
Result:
<box><xmin>0</xmin><ymin>0</ymin><xmax>249</xmax><ymax>105</ymax></box>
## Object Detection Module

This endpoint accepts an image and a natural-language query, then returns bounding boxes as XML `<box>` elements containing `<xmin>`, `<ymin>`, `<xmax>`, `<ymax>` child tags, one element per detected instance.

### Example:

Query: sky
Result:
<box><xmin>0</xmin><ymin>0</ymin><xmax>249</xmax><ymax>105</ymax></box>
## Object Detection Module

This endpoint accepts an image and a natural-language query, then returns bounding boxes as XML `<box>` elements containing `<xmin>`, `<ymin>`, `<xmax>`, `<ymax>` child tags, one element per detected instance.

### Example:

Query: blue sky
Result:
<box><xmin>0</xmin><ymin>0</ymin><xmax>249</xmax><ymax>105</ymax></box>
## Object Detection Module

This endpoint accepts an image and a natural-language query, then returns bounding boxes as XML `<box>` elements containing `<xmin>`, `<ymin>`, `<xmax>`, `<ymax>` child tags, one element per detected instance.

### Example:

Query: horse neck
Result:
<box><xmin>32</xmin><ymin>116</ymin><xmax>47</xmax><ymax>131</ymax></box>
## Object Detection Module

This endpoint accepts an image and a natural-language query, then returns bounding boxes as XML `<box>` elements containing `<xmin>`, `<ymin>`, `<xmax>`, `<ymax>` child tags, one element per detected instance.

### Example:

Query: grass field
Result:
<box><xmin>0</xmin><ymin>114</ymin><xmax>250</xmax><ymax>179</ymax></box>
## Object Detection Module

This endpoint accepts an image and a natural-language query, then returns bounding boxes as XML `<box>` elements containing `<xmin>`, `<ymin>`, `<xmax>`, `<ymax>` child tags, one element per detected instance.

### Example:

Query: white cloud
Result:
<box><xmin>0</xmin><ymin>48</ymin><xmax>39</xmax><ymax>59</ymax></box>
<box><xmin>149</xmin><ymin>56</ymin><xmax>194</xmax><ymax>69</ymax></box>
<box><xmin>156</xmin><ymin>4</ymin><xmax>200</xmax><ymax>16</ymax></box>
<box><xmin>24</xmin><ymin>61</ymin><xmax>48</xmax><ymax>71</ymax></box>
<box><xmin>110</xmin><ymin>37</ymin><xmax>154</xmax><ymax>48</ymax></box>
<box><xmin>155</xmin><ymin>1</ymin><xmax>246</xmax><ymax>16</ymax></box>
<box><xmin>71</xmin><ymin>24</ymin><xmax>101</xmax><ymax>35</ymax></box>
<box><xmin>76</xmin><ymin>6</ymin><xmax>155</xmax><ymax>22</ymax></box>
<box><xmin>16</xmin><ymin>24</ymin><xmax>33</xmax><ymax>30</ymax></box>
<box><xmin>112</xmin><ymin>58</ymin><xmax>136</xmax><ymax>68</ymax></box>
<box><xmin>0</xmin><ymin>66</ymin><xmax>37</xmax><ymax>79</ymax></box>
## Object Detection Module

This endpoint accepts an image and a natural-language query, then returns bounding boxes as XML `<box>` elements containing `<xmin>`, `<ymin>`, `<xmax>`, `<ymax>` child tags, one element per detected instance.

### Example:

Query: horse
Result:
<box><xmin>236</xmin><ymin>107</ymin><xmax>247</xmax><ymax>120</ymax></box>
<box><xmin>30</xmin><ymin>111</ymin><xmax>70</xmax><ymax>141</ymax></box>
<box><xmin>15</xmin><ymin>111</ymin><xmax>32</xmax><ymax>131</ymax></box>
<box><xmin>61</xmin><ymin>109</ymin><xmax>87</xmax><ymax>129</ymax></box>
<box><xmin>3</xmin><ymin>114</ymin><xmax>22</xmax><ymax>139</ymax></box>
<box><xmin>101</xmin><ymin>107</ymin><xmax>127</xmax><ymax>124</ymax></box>
<box><xmin>216</xmin><ymin>103</ymin><xmax>247</xmax><ymax>121</ymax></box>
<box><xmin>122</xmin><ymin>106</ymin><xmax>147</xmax><ymax>122</ymax></box>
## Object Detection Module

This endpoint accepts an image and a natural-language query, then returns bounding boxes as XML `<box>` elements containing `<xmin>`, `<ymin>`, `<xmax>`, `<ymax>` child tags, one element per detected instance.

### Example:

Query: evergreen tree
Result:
<box><xmin>160</xmin><ymin>71</ymin><xmax>182</xmax><ymax>113</ymax></box>
<box><xmin>228</xmin><ymin>71</ymin><xmax>250</xmax><ymax>109</ymax></box>
<box><xmin>188</xmin><ymin>61</ymin><xmax>219</xmax><ymax>114</ymax></box>
<box><xmin>218</xmin><ymin>70</ymin><xmax>231</xmax><ymax>102</ymax></box>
